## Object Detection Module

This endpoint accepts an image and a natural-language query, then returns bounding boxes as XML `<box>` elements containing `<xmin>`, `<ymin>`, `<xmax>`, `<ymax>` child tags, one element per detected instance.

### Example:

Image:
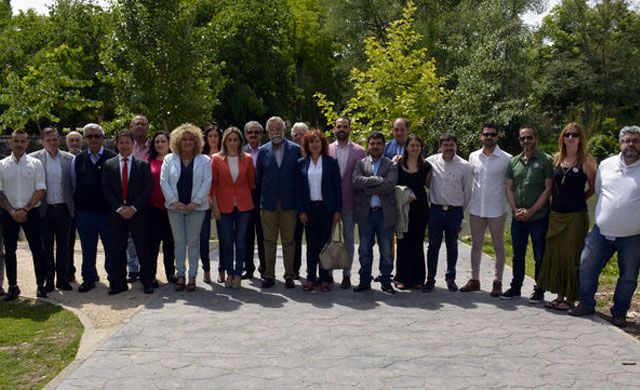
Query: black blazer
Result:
<box><xmin>296</xmin><ymin>155</ymin><xmax>343</xmax><ymax>213</ymax></box>
<box><xmin>102</xmin><ymin>154</ymin><xmax>152</xmax><ymax>213</ymax></box>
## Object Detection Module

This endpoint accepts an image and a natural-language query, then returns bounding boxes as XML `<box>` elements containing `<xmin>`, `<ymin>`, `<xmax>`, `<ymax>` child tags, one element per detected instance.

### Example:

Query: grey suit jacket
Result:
<box><xmin>29</xmin><ymin>149</ymin><xmax>75</xmax><ymax>218</ymax></box>
<box><xmin>352</xmin><ymin>156</ymin><xmax>398</xmax><ymax>228</ymax></box>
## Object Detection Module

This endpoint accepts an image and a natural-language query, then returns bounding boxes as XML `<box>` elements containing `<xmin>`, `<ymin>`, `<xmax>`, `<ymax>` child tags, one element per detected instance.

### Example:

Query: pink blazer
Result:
<box><xmin>210</xmin><ymin>153</ymin><xmax>255</xmax><ymax>213</ymax></box>
<box><xmin>328</xmin><ymin>141</ymin><xmax>367</xmax><ymax>210</ymax></box>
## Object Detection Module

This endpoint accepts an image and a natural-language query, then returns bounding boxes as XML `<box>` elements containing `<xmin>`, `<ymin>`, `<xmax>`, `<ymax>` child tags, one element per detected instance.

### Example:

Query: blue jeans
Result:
<box><xmin>168</xmin><ymin>210</ymin><xmax>206</xmax><ymax>278</ymax></box>
<box><xmin>510</xmin><ymin>215</ymin><xmax>549</xmax><ymax>291</ymax></box>
<box><xmin>426</xmin><ymin>206</ymin><xmax>463</xmax><ymax>281</ymax></box>
<box><xmin>75</xmin><ymin>210</ymin><xmax>113</xmax><ymax>284</ymax></box>
<box><xmin>578</xmin><ymin>225</ymin><xmax>640</xmax><ymax>315</ymax></box>
<box><xmin>218</xmin><ymin>208</ymin><xmax>252</xmax><ymax>276</ymax></box>
<box><xmin>357</xmin><ymin>209</ymin><xmax>393</xmax><ymax>285</ymax></box>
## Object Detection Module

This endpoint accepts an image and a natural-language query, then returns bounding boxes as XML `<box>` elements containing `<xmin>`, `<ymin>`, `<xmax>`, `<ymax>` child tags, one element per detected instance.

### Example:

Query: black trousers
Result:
<box><xmin>305</xmin><ymin>203</ymin><xmax>333</xmax><ymax>283</ymax></box>
<box><xmin>293</xmin><ymin>219</ymin><xmax>305</xmax><ymax>276</ymax></box>
<box><xmin>42</xmin><ymin>204</ymin><xmax>72</xmax><ymax>286</ymax></box>
<box><xmin>108</xmin><ymin>211</ymin><xmax>152</xmax><ymax>287</ymax></box>
<box><xmin>1</xmin><ymin>209</ymin><xmax>46</xmax><ymax>286</ymax></box>
<box><xmin>68</xmin><ymin>216</ymin><xmax>77</xmax><ymax>279</ymax></box>
<box><xmin>148</xmin><ymin>206</ymin><xmax>175</xmax><ymax>279</ymax></box>
<box><xmin>245</xmin><ymin>187</ymin><xmax>265</xmax><ymax>275</ymax></box>
<box><xmin>395</xmin><ymin>202</ymin><xmax>428</xmax><ymax>286</ymax></box>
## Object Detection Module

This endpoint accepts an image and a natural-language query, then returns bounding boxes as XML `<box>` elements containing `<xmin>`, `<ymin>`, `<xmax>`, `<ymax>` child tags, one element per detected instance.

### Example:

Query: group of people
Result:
<box><xmin>0</xmin><ymin>114</ymin><xmax>638</xmax><ymax>327</ymax></box>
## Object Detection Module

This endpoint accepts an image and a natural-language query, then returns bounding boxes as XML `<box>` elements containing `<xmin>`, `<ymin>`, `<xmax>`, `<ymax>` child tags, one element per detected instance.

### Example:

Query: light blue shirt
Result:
<box><xmin>370</xmin><ymin>158</ymin><xmax>382</xmax><ymax>208</ymax></box>
<box><xmin>70</xmin><ymin>146</ymin><xmax>105</xmax><ymax>190</ymax></box>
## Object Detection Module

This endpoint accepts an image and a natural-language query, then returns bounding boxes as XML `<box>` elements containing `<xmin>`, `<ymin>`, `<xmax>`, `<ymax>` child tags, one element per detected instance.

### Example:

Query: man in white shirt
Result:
<box><xmin>569</xmin><ymin>126</ymin><xmax>640</xmax><ymax>327</ymax></box>
<box><xmin>424</xmin><ymin>133</ymin><xmax>473</xmax><ymax>293</ymax></box>
<box><xmin>0</xmin><ymin>129</ymin><xmax>47</xmax><ymax>301</ymax></box>
<box><xmin>29</xmin><ymin>128</ymin><xmax>75</xmax><ymax>292</ymax></box>
<box><xmin>460</xmin><ymin>124</ymin><xmax>512</xmax><ymax>296</ymax></box>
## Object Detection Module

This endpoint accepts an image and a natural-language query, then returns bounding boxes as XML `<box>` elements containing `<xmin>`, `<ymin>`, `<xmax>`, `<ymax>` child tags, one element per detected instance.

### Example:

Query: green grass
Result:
<box><xmin>0</xmin><ymin>299</ymin><xmax>83</xmax><ymax>389</ymax></box>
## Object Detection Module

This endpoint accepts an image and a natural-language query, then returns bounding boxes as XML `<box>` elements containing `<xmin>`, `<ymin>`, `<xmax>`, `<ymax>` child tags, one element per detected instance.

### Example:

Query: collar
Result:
<box><xmin>89</xmin><ymin>146</ymin><xmax>105</xmax><ymax>158</ymax></box>
<box><xmin>119</xmin><ymin>153</ymin><xmax>132</xmax><ymax>161</ymax></box>
<box><xmin>134</xmin><ymin>139</ymin><xmax>148</xmax><ymax>148</ymax></box>
<box><xmin>618</xmin><ymin>153</ymin><xmax>640</xmax><ymax>169</ymax></box>
<box><xmin>11</xmin><ymin>152</ymin><xmax>26</xmax><ymax>164</ymax></box>
<box><xmin>481</xmin><ymin>145</ymin><xmax>502</xmax><ymax>158</ymax></box>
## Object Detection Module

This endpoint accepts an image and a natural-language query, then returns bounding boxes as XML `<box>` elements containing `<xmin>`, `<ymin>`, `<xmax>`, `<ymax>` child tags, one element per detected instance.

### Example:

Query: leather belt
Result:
<box><xmin>431</xmin><ymin>204</ymin><xmax>461</xmax><ymax>211</ymax></box>
<box><xmin>369</xmin><ymin>207</ymin><xmax>382</xmax><ymax>212</ymax></box>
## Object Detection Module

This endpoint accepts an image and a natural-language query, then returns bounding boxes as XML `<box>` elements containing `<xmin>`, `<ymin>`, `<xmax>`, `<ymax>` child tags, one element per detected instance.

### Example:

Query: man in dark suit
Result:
<box><xmin>30</xmin><ymin>127</ymin><xmax>75</xmax><ymax>292</ymax></box>
<box><xmin>102</xmin><ymin>130</ymin><xmax>153</xmax><ymax>295</ymax></box>
<box><xmin>242</xmin><ymin>121</ymin><xmax>266</xmax><ymax>279</ymax></box>
<box><xmin>255</xmin><ymin>116</ymin><xmax>302</xmax><ymax>288</ymax></box>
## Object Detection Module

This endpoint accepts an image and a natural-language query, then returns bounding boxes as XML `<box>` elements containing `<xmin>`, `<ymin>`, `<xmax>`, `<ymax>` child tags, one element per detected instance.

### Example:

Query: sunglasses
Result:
<box><xmin>85</xmin><ymin>134</ymin><xmax>102</xmax><ymax>140</ymax></box>
<box><xmin>482</xmin><ymin>132</ymin><xmax>497</xmax><ymax>138</ymax></box>
<box><xmin>519</xmin><ymin>135</ymin><xmax>534</xmax><ymax>142</ymax></box>
<box><xmin>563</xmin><ymin>132</ymin><xmax>580</xmax><ymax>138</ymax></box>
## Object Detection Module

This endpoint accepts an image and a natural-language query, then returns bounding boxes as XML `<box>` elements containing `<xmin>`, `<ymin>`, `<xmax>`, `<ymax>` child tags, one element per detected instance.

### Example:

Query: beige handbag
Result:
<box><xmin>319</xmin><ymin>222</ymin><xmax>352</xmax><ymax>270</ymax></box>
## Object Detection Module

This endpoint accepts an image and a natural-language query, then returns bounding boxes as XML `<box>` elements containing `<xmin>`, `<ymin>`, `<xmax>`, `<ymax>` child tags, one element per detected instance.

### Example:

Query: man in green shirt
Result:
<box><xmin>501</xmin><ymin>125</ymin><xmax>553</xmax><ymax>303</ymax></box>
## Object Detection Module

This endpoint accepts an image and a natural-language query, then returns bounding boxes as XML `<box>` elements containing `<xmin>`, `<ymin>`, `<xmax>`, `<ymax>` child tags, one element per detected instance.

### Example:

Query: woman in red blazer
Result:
<box><xmin>210</xmin><ymin>127</ymin><xmax>255</xmax><ymax>288</ymax></box>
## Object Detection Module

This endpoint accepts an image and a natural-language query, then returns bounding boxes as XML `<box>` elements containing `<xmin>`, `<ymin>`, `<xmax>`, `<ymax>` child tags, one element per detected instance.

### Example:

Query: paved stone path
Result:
<box><xmin>53</xmin><ymin>244</ymin><xmax>640</xmax><ymax>389</ymax></box>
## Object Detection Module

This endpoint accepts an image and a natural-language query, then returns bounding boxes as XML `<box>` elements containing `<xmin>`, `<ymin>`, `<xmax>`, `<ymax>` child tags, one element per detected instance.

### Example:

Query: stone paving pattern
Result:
<box><xmin>55</xmin><ymin>244</ymin><xmax>640</xmax><ymax>389</ymax></box>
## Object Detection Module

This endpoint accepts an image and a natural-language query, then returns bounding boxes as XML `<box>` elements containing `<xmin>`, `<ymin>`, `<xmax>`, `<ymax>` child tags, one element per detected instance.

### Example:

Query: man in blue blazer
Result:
<box><xmin>256</xmin><ymin>116</ymin><xmax>302</xmax><ymax>288</ymax></box>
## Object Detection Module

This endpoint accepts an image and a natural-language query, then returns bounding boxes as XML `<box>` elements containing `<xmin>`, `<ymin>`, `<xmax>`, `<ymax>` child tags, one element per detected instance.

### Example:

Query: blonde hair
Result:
<box><xmin>170</xmin><ymin>123</ymin><xmax>204</xmax><ymax>156</ymax></box>
<box><xmin>220</xmin><ymin>127</ymin><xmax>244</xmax><ymax>156</ymax></box>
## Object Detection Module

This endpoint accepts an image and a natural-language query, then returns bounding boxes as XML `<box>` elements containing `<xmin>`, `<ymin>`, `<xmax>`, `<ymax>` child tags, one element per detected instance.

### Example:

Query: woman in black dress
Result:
<box><xmin>394</xmin><ymin>134</ymin><xmax>432</xmax><ymax>289</ymax></box>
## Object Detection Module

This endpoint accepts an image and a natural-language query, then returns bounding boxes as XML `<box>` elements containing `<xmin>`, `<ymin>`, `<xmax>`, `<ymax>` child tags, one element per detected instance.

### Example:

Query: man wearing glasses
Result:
<box><xmin>71</xmin><ymin>123</ymin><xmax>117</xmax><ymax>293</ymax></box>
<box><xmin>501</xmin><ymin>125</ymin><xmax>553</xmax><ymax>302</ymax></box>
<box><xmin>460</xmin><ymin>123</ymin><xmax>512</xmax><ymax>297</ymax></box>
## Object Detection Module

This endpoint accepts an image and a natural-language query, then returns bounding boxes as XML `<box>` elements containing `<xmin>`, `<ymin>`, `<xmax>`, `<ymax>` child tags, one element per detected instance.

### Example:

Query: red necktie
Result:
<box><xmin>122</xmin><ymin>157</ymin><xmax>128</xmax><ymax>203</ymax></box>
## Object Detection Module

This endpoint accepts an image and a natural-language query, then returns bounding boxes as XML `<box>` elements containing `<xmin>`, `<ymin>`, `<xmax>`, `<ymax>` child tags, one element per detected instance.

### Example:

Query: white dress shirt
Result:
<box><xmin>0</xmin><ymin>153</ymin><xmax>46</xmax><ymax>210</ymax></box>
<box><xmin>595</xmin><ymin>153</ymin><xmax>640</xmax><ymax>238</ymax></box>
<box><xmin>426</xmin><ymin>153</ymin><xmax>473</xmax><ymax>209</ymax></box>
<box><xmin>308</xmin><ymin>156</ymin><xmax>323</xmax><ymax>201</ymax></box>
<box><xmin>118</xmin><ymin>154</ymin><xmax>133</xmax><ymax>180</ymax></box>
<box><xmin>335</xmin><ymin>143</ymin><xmax>350</xmax><ymax>177</ymax></box>
<box><xmin>468</xmin><ymin>146</ymin><xmax>512</xmax><ymax>218</ymax></box>
<box><xmin>44</xmin><ymin>151</ymin><xmax>65</xmax><ymax>204</ymax></box>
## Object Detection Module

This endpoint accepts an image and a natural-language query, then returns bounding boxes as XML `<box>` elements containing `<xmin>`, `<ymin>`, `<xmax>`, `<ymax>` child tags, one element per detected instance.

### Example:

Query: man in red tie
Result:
<box><xmin>102</xmin><ymin>130</ymin><xmax>153</xmax><ymax>295</ymax></box>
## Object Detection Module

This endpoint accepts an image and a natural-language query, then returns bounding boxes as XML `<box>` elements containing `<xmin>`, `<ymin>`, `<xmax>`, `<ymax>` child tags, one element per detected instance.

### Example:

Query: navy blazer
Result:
<box><xmin>296</xmin><ymin>155</ymin><xmax>343</xmax><ymax>213</ymax></box>
<box><xmin>256</xmin><ymin>139</ymin><xmax>301</xmax><ymax>211</ymax></box>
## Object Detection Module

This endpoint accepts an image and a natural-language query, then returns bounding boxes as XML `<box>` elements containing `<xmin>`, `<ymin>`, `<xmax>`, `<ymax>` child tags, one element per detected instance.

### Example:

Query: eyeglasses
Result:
<box><xmin>85</xmin><ymin>134</ymin><xmax>102</xmax><ymax>140</ymax></box>
<box><xmin>519</xmin><ymin>135</ymin><xmax>534</xmax><ymax>142</ymax></box>
<box><xmin>482</xmin><ymin>132</ymin><xmax>497</xmax><ymax>138</ymax></box>
<box><xmin>563</xmin><ymin>132</ymin><xmax>580</xmax><ymax>138</ymax></box>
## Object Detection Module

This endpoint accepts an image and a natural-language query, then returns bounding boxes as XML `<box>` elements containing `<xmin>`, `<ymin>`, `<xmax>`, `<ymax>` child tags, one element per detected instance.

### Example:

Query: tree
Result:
<box><xmin>0</xmin><ymin>45</ymin><xmax>100</xmax><ymax>131</ymax></box>
<box><xmin>315</xmin><ymin>1</ymin><xmax>446</xmax><ymax>145</ymax></box>
<box><xmin>101</xmin><ymin>0</ymin><xmax>225</xmax><ymax>131</ymax></box>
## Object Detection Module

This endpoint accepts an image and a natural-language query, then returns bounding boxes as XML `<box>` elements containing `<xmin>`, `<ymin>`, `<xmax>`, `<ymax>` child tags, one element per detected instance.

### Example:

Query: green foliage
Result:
<box><xmin>101</xmin><ymin>0</ymin><xmax>225</xmax><ymax>131</ymax></box>
<box><xmin>315</xmin><ymin>1</ymin><xmax>446</xmax><ymax>145</ymax></box>
<box><xmin>0</xmin><ymin>44</ymin><xmax>101</xmax><ymax>131</ymax></box>
<box><xmin>588</xmin><ymin>133</ymin><xmax>619</xmax><ymax>162</ymax></box>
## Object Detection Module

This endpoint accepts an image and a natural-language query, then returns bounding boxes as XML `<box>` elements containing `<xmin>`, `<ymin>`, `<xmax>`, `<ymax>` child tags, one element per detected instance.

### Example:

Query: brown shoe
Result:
<box><xmin>490</xmin><ymin>280</ymin><xmax>502</xmax><ymax>297</ymax></box>
<box><xmin>175</xmin><ymin>277</ymin><xmax>186</xmax><ymax>292</ymax></box>
<box><xmin>459</xmin><ymin>279</ymin><xmax>480</xmax><ymax>293</ymax></box>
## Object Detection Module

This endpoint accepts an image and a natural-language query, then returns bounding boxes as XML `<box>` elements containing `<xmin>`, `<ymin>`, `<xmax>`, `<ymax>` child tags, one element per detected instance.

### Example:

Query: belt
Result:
<box><xmin>369</xmin><ymin>206</ymin><xmax>382</xmax><ymax>212</ymax></box>
<box><xmin>310</xmin><ymin>201</ymin><xmax>323</xmax><ymax>206</ymax></box>
<box><xmin>48</xmin><ymin>203</ymin><xmax>66</xmax><ymax>208</ymax></box>
<box><xmin>431</xmin><ymin>204</ymin><xmax>462</xmax><ymax>211</ymax></box>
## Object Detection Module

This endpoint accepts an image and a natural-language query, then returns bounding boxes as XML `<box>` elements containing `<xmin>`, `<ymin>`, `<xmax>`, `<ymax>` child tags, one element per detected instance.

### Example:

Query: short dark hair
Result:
<box><xmin>336</xmin><ymin>116</ymin><xmax>351</xmax><ymax>126</ymax></box>
<box><xmin>115</xmin><ymin>129</ymin><xmax>134</xmax><ymax>143</ymax></box>
<box><xmin>147</xmin><ymin>131</ymin><xmax>170</xmax><ymax>160</ymax></box>
<box><xmin>519</xmin><ymin>125</ymin><xmax>537</xmax><ymax>135</ymax></box>
<box><xmin>367</xmin><ymin>131</ymin><xmax>386</xmax><ymax>144</ymax></box>
<box><xmin>41</xmin><ymin>127</ymin><xmax>59</xmax><ymax>138</ymax></box>
<box><xmin>481</xmin><ymin>123</ymin><xmax>499</xmax><ymax>133</ymax></box>
<box><xmin>439</xmin><ymin>133</ymin><xmax>457</xmax><ymax>144</ymax></box>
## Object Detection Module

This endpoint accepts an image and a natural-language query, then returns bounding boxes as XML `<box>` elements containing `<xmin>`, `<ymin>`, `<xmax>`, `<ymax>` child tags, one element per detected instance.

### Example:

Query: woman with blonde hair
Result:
<box><xmin>210</xmin><ymin>127</ymin><xmax>255</xmax><ymax>288</ymax></box>
<box><xmin>539</xmin><ymin>122</ymin><xmax>596</xmax><ymax>310</ymax></box>
<box><xmin>160</xmin><ymin>123</ymin><xmax>212</xmax><ymax>292</ymax></box>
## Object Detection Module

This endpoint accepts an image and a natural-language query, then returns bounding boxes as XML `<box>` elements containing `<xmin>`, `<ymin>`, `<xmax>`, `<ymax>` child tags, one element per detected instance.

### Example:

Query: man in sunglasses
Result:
<box><xmin>71</xmin><ymin>123</ymin><xmax>117</xmax><ymax>293</ymax></box>
<box><xmin>501</xmin><ymin>125</ymin><xmax>553</xmax><ymax>303</ymax></box>
<box><xmin>461</xmin><ymin>123</ymin><xmax>512</xmax><ymax>296</ymax></box>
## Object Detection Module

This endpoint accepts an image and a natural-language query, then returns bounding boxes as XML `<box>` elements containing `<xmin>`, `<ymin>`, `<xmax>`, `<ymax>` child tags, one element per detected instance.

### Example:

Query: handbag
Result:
<box><xmin>319</xmin><ymin>221</ymin><xmax>352</xmax><ymax>270</ymax></box>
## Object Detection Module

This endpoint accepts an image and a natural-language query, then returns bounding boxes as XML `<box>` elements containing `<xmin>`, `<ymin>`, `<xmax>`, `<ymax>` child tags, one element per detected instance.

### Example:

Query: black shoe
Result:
<box><xmin>381</xmin><ymin>283</ymin><xmax>395</xmax><ymax>294</ymax></box>
<box><xmin>293</xmin><ymin>273</ymin><xmax>301</xmax><ymax>280</ymax></box>
<box><xmin>568</xmin><ymin>303</ymin><xmax>595</xmax><ymax>317</ymax></box>
<box><xmin>500</xmin><ymin>288</ymin><xmax>521</xmax><ymax>300</ymax></box>
<box><xmin>37</xmin><ymin>285</ymin><xmax>48</xmax><ymax>298</ymax></box>
<box><xmin>127</xmin><ymin>272</ymin><xmax>140</xmax><ymax>283</ymax></box>
<box><xmin>340</xmin><ymin>276</ymin><xmax>352</xmax><ymax>289</ymax></box>
<box><xmin>373</xmin><ymin>275</ymin><xmax>381</xmax><ymax>282</ymax></box>
<box><xmin>56</xmin><ymin>282</ymin><xmax>74</xmax><ymax>291</ymax></box>
<box><xmin>108</xmin><ymin>284</ymin><xmax>128</xmax><ymax>295</ymax></box>
<box><xmin>446</xmin><ymin>279</ymin><xmax>458</xmax><ymax>292</ymax></box>
<box><xmin>422</xmin><ymin>279</ymin><xmax>435</xmax><ymax>293</ymax></box>
<box><xmin>241</xmin><ymin>271</ymin><xmax>254</xmax><ymax>280</ymax></box>
<box><xmin>261</xmin><ymin>278</ymin><xmax>275</xmax><ymax>288</ymax></box>
<box><xmin>78</xmin><ymin>282</ymin><xmax>96</xmax><ymax>293</ymax></box>
<box><xmin>3</xmin><ymin>286</ymin><xmax>20</xmax><ymax>301</ymax></box>
<box><xmin>528</xmin><ymin>288</ymin><xmax>544</xmax><ymax>304</ymax></box>
<box><xmin>143</xmin><ymin>283</ymin><xmax>154</xmax><ymax>294</ymax></box>
<box><xmin>285</xmin><ymin>278</ymin><xmax>295</xmax><ymax>289</ymax></box>
<box><xmin>0</xmin><ymin>287</ymin><xmax>4</xmax><ymax>296</ymax></box>
<box><xmin>44</xmin><ymin>283</ymin><xmax>55</xmax><ymax>293</ymax></box>
<box><xmin>353</xmin><ymin>284</ymin><xmax>371</xmax><ymax>292</ymax></box>
<box><xmin>610</xmin><ymin>313</ymin><xmax>628</xmax><ymax>328</ymax></box>
<box><xmin>151</xmin><ymin>280</ymin><xmax>160</xmax><ymax>289</ymax></box>
<box><xmin>166</xmin><ymin>275</ymin><xmax>178</xmax><ymax>284</ymax></box>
